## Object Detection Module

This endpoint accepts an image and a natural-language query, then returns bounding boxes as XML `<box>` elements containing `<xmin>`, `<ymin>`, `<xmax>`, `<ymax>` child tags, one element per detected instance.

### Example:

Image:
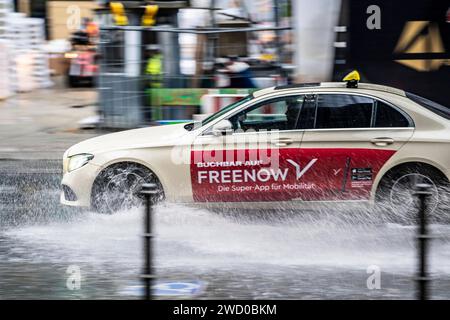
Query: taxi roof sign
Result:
<box><xmin>343</xmin><ymin>70</ymin><xmax>360</xmax><ymax>88</ymax></box>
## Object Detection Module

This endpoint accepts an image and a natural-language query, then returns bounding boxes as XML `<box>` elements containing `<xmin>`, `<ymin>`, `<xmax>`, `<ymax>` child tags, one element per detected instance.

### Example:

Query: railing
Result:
<box><xmin>139</xmin><ymin>181</ymin><xmax>443</xmax><ymax>300</ymax></box>
<box><xmin>140</xmin><ymin>183</ymin><xmax>159</xmax><ymax>300</ymax></box>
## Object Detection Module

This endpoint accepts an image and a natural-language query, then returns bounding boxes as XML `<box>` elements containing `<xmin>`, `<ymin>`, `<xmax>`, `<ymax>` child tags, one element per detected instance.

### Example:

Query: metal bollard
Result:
<box><xmin>413</xmin><ymin>183</ymin><xmax>433</xmax><ymax>300</ymax></box>
<box><xmin>140</xmin><ymin>183</ymin><xmax>158</xmax><ymax>300</ymax></box>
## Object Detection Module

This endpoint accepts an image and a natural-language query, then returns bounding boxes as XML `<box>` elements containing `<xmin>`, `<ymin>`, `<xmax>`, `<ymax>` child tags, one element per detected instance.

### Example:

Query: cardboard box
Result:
<box><xmin>48</xmin><ymin>54</ymin><xmax>70</xmax><ymax>76</ymax></box>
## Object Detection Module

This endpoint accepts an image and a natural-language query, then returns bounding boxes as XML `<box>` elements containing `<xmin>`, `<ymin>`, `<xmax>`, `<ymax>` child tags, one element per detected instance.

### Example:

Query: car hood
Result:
<box><xmin>66</xmin><ymin>123</ymin><xmax>190</xmax><ymax>157</ymax></box>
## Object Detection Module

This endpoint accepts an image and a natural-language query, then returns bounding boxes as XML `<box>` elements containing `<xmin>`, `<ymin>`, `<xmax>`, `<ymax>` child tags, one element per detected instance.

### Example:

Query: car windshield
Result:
<box><xmin>184</xmin><ymin>95</ymin><xmax>254</xmax><ymax>131</ymax></box>
<box><xmin>406</xmin><ymin>92</ymin><xmax>450</xmax><ymax>120</ymax></box>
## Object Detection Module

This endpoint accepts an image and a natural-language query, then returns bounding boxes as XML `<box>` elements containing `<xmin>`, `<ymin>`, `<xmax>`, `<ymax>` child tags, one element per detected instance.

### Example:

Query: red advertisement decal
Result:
<box><xmin>190</xmin><ymin>148</ymin><xmax>395</xmax><ymax>202</ymax></box>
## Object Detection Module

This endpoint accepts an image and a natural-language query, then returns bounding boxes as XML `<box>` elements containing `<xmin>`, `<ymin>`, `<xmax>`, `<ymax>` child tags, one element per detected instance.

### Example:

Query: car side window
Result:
<box><xmin>375</xmin><ymin>101</ymin><xmax>410</xmax><ymax>127</ymax></box>
<box><xmin>315</xmin><ymin>94</ymin><xmax>373</xmax><ymax>129</ymax></box>
<box><xmin>315</xmin><ymin>94</ymin><xmax>374</xmax><ymax>129</ymax></box>
<box><xmin>297</xmin><ymin>95</ymin><xmax>316</xmax><ymax>129</ymax></box>
<box><xmin>228</xmin><ymin>96</ymin><xmax>305</xmax><ymax>132</ymax></box>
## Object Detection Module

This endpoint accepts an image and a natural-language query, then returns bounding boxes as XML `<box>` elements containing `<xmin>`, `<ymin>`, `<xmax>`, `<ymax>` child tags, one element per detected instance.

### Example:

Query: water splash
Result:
<box><xmin>4</xmin><ymin>204</ymin><xmax>450</xmax><ymax>275</ymax></box>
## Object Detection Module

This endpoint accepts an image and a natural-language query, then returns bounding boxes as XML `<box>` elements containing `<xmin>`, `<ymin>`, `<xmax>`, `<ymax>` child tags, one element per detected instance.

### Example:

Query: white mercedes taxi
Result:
<box><xmin>61</xmin><ymin>72</ymin><xmax>450</xmax><ymax>219</ymax></box>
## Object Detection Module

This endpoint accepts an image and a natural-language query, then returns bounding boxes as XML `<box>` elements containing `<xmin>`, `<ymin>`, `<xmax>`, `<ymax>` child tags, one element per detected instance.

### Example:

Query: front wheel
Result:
<box><xmin>376</xmin><ymin>164</ymin><xmax>449</xmax><ymax>224</ymax></box>
<box><xmin>91</xmin><ymin>163</ymin><xmax>164</xmax><ymax>214</ymax></box>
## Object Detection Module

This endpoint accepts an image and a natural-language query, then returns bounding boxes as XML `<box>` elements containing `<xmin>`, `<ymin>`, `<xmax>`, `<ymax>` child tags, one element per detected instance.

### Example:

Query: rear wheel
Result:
<box><xmin>91</xmin><ymin>163</ymin><xmax>164</xmax><ymax>214</ymax></box>
<box><xmin>376</xmin><ymin>164</ymin><xmax>449</xmax><ymax>223</ymax></box>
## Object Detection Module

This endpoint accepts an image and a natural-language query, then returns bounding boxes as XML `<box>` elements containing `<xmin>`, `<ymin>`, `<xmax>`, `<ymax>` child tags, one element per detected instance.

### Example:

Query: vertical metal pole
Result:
<box><xmin>211</xmin><ymin>0</ymin><xmax>216</xmax><ymax>27</ymax></box>
<box><xmin>273</xmin><ymin>0</ymin><xmax>282</xmax><ymax>62</ymax></box>
<box><xmin>145</xmin><ymin>191</ymin><xmax>152</xmax><ymax>300</ymax></box>
<box><xmin>209</xmin><ymin>0</ymin><xmax>217</xmax><ymax>64</ymax></box>
<box><xmin>98</xmin><ymin>27</ymin><xmax>107</xmax><ymax>129</ymax></box>
<box><xmin>140</xmin><ymin>183</ymin><xmax>158</xmax><ymax>300</ymax></box>
<box><xmin>414</xmin><ymin>183</ymin><xmax>432</xmax><ymax>300</ymax></box>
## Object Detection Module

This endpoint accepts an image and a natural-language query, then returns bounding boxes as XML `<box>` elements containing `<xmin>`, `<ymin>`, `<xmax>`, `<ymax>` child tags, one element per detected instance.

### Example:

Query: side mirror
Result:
<box><xmin>211</xmin><ymin>120</ymin><xmax>233</xmax><ymax>136</ymax></box>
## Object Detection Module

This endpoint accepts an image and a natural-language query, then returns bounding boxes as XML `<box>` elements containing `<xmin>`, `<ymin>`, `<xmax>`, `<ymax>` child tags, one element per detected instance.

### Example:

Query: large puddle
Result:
<box><xmin>1</xmin><ymin>160</ymin><xmax>449</xmax><ymax>299</ymax></box>
<box><xmin>1</xmin><ymin>204</ymin><xmax>450</xmax><ymax>299</ymax></box>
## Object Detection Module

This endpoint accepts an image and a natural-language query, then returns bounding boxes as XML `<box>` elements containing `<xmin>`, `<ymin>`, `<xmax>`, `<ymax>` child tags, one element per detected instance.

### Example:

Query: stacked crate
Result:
<box><xmin>0</xmin><ymin>0</ymin><xmax>12</xmax><ymax>98</ymax></box>
<box><xmin>6</xmin><ymin>13</ymin><xmax>33</xmax><ymax>92</ymax></box>
<box><xmin>25</xmin><ymin>18</ymin><xmax>52</xmax><ymax>89</ymax></box>
<box><xmin>0</xmin><ymin>0</ymin><xmax>12</xmax><ymax>37</ymax></box>
<box><xmin>4</xmin><ymin>12</ymin><xmax>52</xmax><ymax>92</ymax></box>
<box><xmin>0</xmin><ymin>39</ymin><xmax>11</xmax><ymax>99</ymax></box>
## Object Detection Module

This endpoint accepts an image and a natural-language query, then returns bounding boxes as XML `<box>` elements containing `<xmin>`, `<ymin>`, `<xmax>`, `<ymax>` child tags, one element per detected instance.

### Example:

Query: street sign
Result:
<box><xmin>120</xmin><ymin>280</ymin><xmax>206</xmax><ymax>297</ymax></box>
<box><xmin>153</xmin><ymin>281</ymin><xmax>206</xmax><ymax>297</ymax></box>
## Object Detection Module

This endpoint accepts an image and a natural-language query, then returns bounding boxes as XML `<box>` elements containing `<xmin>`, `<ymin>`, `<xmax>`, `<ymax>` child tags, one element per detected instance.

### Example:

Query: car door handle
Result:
<box><xmin>370</xmin><ymin>137</ymin><xmax>395</xmax><ymax>146</ymax></box>
<box><xmin>271</xmin><ymin>138</ymin><xmax>294</xmax><ymax>147</ymax></box>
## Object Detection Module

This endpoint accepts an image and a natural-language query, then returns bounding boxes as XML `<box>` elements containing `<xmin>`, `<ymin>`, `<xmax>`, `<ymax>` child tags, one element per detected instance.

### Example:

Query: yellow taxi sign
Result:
<box><xmin>342</xmin><ymin>70</ymin><xmax>360</xmax><ymax>88</ymax></box>
<box><xmin>142</xmin><ymin>5</ymin><xmax>159</xmax><ymax>26</ymax></box>
<box><xmin>110</xmin><ymin>2</ymin><xmax>128</xmax><ymax>26</ymax></box>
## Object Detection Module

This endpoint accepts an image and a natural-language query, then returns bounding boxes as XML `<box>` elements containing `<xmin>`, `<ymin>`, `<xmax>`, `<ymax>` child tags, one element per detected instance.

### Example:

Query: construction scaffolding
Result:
<box><xmin>95</xmin><ymin>2</ymin><xmax>293</xmax><ymax>128</ymax></box>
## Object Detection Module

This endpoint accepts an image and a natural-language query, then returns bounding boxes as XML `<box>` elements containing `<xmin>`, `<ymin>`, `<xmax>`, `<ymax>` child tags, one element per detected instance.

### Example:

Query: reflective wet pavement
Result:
<box><xmin>1</xmin><ymin>160</ymin><xmax>449</xmax><ymax>299</ymax></box>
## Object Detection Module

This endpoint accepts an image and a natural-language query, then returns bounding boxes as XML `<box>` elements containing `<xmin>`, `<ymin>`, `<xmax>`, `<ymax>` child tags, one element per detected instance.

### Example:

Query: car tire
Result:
<box><xmin>376</xmin><ymin>164</ymin><xmax>449</xmax><ymax>224</ymax></box>
<box><xmin>91</xmin><ymin>163</ymin><xmax>164</xmax><ymax>214</ymax></box>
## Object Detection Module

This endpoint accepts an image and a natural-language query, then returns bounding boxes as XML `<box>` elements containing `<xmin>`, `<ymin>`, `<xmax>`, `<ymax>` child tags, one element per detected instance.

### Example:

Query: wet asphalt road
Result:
<box><xmin>1</xmin><ymin>160</ymin><xmax>449</xmax><ymax>299</ymax></box>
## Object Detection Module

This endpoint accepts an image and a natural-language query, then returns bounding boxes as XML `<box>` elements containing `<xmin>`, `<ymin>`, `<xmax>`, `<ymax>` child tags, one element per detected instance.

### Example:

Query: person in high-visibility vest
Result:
<box><xmin>145</xmin><ymin>45</ymin><xmax>163</xmax><ymax>88</ymax></box>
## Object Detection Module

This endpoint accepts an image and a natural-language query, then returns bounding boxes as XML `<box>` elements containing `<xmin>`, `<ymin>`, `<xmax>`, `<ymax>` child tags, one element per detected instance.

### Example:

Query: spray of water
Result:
<box><xmin>2</xmin><ymin>161</ymin><xmax>449</xmax><ymax>298</ymax></box>
<box><xmin>4</xmin><ymin>203</ymin><xmax>450</xmax><ymax>275</ymax></box>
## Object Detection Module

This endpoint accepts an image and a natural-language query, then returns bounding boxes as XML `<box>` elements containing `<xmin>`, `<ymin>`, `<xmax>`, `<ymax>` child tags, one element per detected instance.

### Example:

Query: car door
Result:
<box><xmin>190</xmin><ymin>94</ymin><xmax>309</xmax><ymax>203</ymax></box>
<box><xmin>298</xmin><ymin>93</ymin><xmax>415</xmax><ymax>201</ymax></box>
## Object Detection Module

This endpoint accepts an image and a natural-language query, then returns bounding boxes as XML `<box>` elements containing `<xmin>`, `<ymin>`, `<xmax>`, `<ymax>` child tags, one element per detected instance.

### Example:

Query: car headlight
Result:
<box><xmin>67</xmin><ymin>154</ymin><xmax>94</xmax><ymax>172</ymax></box>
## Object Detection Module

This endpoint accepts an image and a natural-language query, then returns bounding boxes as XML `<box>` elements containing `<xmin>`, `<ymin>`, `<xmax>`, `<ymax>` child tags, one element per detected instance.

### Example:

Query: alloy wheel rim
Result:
<box><xmin>389</xmin><ymin>173</ymin><xmax>439</xmax><ymax>219</ymax></box>
<box><xmin>104</xmin><ymin>172</ymin><xmax>146</xmax><ymax>212</ymax></box>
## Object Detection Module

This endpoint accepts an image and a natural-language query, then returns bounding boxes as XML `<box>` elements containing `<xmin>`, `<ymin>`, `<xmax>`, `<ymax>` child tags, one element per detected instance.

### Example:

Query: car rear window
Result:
<box><xmin>406</xmin><ymin>92</ymin><xmax>450</xmax><ymax>120</ymax></box>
